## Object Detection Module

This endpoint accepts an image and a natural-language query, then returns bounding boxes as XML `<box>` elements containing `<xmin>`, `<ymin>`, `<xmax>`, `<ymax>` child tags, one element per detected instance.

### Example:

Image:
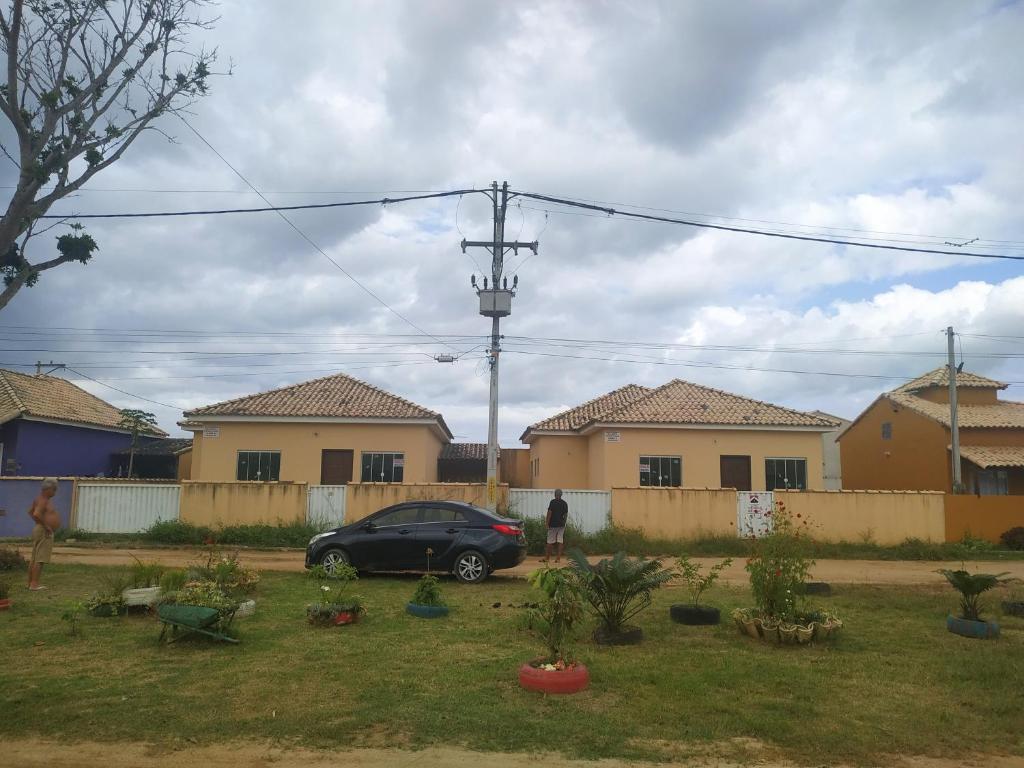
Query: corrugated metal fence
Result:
<box><xmin>508</xmin><ymin>489</ymin><xmax>611</xmax><ymax>534</ymax></box>
<box><xmin>307</xmin><ymin>485</ymin><xmax>347</xmax><ymax>528</ymax></box>
<box><xmin>75</xmin><ymin>483</ymin><xmax>181</xmax><ymax>533</ymax></box>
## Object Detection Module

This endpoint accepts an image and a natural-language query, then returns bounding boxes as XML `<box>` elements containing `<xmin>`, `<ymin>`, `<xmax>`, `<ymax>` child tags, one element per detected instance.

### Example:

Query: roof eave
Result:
<box><xmin>581</xmin><ymin>421</ymin><xmax>837</xmax><ymax>435</ymax></box>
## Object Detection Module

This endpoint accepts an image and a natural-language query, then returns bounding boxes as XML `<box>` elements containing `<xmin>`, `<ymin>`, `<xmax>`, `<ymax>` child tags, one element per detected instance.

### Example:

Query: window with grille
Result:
<box><xmin>765</xmin><ymin>457</ymin><xmax>807</xmax><ymax>490</ymax></box>
<box><xmin>360</xmin><ymin>452</ymin><xmax>405</xmax><ymax>483</ymax></box>
<box><xmin>639</xmin><ymin>455</ymin><xmax>682</xmax><ymax>487</ymax></box>
<box><xmin>236</xmin><ymin>451</ymin><xmax>281</xmax><ymax>481</ymax></box>
<box><xmin>881</xmin><ymin>422</ymin><xmax>893</xmax><ymax>440</ymax></box>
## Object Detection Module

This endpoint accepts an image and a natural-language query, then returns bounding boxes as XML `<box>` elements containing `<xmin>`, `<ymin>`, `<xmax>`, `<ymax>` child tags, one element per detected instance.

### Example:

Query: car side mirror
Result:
<box><xmin>362</xmin><ymin>521</ymin><xmax>376</xmax><ymax>531</ymax></box>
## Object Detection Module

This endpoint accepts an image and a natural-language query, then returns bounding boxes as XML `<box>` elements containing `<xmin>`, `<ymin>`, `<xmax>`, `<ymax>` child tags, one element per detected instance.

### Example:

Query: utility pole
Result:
<box><xmin>947</xmin><ymin>326</ymin><xmax>962</xmax><ymax>493</ymax></box>
<box><xmin>462</xmin><ymin>181</ymin><xmax>538</xmax><ymax>510</ymax></box>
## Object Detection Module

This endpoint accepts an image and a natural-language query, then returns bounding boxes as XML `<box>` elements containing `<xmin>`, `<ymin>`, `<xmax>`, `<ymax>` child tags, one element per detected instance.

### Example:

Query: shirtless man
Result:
<box><xmin>28</xmin><ymin>478</ymin><xmax>60</xmax><ymax>590</ymax></box>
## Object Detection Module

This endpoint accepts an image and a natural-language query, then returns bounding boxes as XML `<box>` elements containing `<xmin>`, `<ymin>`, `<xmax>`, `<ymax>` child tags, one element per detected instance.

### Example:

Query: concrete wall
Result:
<box><xmin>343</xmin><ymin>482</ymin><xmax>510</xmax><ymax>523</ymax></box>
<box><xmin>610</xmin><ymin>487</ymin><xmax>737</xmax><ymax>539</ymax></box>
<box><xmin>179</xmin><ymin>481</ymin><xmax>308</xmax><ymax>527</ymax></box>
<box><xmin>530</xmin><ymin>435</ymin><xmax>590</xmax><ymax>489</ymax></box>
<box><xmin>840</xmin><ymin>398</ymin><xmax>951</xmax><ymax>492</ymax></box>
<box><xmin>596</xmin><ymin>427</ymin><xmax>826</xmax><ymax>491</ymax></box>
<box><xmin>190</xmin><ymin>421</ymin><xmax>445</xmax><ymax>485</ymax></box>
<box><xmin>1</xmin><ymin>419</ymin><xmax>131</xmax><ymax>477</ymax></box>
<box><xmin>176</xmin><ymin>450</ymin><xmax>192</xmax><ymax>481</ymax></box>
<box><xmin>945</xmin><ymin>495</ymin><xmax>1024</xmax><ymax>543</ymax></box>
<box><xmin>775</xmin><ymin>489</ymin><xmax>946</xmax><ymax>544</ymax></box>
<box><xmin>0</xmin><ymin>477</ymin><xmax>75</xmax><ymax>537</ymax></box>
<box><xmin>499</xmin><ymin>448</ymin><xmax>531</xmax><ymax>488</ymax></box>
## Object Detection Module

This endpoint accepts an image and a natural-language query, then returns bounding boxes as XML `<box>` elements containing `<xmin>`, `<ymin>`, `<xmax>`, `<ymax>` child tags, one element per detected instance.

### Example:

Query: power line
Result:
<box><xmin>511</xmin><ymin>190</ymin><xmax>1024</xmax><ymax>262</ymax></box>
<box><xmin>64</xmin><ymin>367</ymin><xmax>182</xmax><ymax>410</ymax></box>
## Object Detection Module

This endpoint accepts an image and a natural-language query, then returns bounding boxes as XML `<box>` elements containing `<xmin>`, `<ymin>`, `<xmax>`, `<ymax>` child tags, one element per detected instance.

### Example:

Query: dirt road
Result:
<box><xmin>3</xmin><ymin>739</ymin><xmax>1022</xmax><ymax>768</ymax></box>
<box><xmin>18</xmin><ymin>544</ymin><xmax>1024</xmax><ymax>585</ymax></box>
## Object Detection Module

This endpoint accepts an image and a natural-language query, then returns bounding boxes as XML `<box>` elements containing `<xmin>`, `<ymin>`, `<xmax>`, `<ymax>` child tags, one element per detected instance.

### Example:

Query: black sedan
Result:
<box><xmin>305</xmin><ymin>501</ymin><xmax>527</xmax><ymax>583</ymax></box>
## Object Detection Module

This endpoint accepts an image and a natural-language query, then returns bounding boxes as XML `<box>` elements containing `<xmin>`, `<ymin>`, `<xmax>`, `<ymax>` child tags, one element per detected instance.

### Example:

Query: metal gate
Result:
<box><xmin>75</xmin><ymin>483</ymin><xmax>181</xmax><ymax>533</ymax></box>
<box><xmin>308</xmin><ymin>485</ymin><xmax>347</xmax><ymax>529</ymax></box>
<box><xmin>736</xmin><ymin>491</ymin><xmax>774</xmax><ymax>538</ymax></box>
<box><xmin>507</xmin><ymin>489</ymin><xmax>610</xmax><ymax>534</ymax></box>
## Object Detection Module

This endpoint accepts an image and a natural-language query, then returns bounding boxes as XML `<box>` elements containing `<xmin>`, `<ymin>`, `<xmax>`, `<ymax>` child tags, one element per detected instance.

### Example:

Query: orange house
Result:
<box><xmin>838</xmin><ymin>368</ymin><xmax>1024</xmax><ymax>495</ymax></box>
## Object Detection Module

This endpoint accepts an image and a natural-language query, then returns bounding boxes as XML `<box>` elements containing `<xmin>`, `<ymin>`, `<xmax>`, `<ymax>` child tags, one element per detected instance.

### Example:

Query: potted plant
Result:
<box><xmin>519</xmin><ymin>565</ymin><xmax>588</xmax><ymax>694</ymax></box>
<box><xmin>670</xmin><ymin>556</ymin><xmax>733</xmax><ymax>625</ymax></box>
<box><xmin>0</xmin><ymin>578</ymin><xmax>11</xmax><ymax>610</ymax></box>
<box><xmin>86</xmin><ymin>570</ymin><xmax>130</xmax><ymax>617</ymax></box>
<box><xmin>407</xmin><ymin>574</ymin><xmax>449</xmax><ymax>618</ymax></box>
<box><xmin>307</xmin><ymin>563</ymin><xmax>365</xmax><ymax>626</ymax></box>
<box><xmin>938</xmin><ymin>568</ymin><xmax>1011</xmax><ymax>639</ymax></box>
<box><xmin>123</xmin><ymin>556</ymin><xmax>165</xmax><ymax>607</ymax></box>
<box><xmin>568</xmin><ymin>549</ymin><xmax>673</xmax><ymax>645</ymax></box>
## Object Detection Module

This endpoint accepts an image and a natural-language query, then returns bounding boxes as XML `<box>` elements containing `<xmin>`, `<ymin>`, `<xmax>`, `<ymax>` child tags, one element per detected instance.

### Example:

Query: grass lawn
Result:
<box><xmin>1</xmin><ymin>564</ymin><xmax>1022</xmax><ymax>765</ymax></box>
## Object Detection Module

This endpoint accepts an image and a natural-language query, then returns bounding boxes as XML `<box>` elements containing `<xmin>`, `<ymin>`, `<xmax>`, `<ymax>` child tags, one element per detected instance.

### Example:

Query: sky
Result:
<box><xmin>2</xmin><ymin>0</ymin><xmax>1023</xmax><ymax>445</ymax></box>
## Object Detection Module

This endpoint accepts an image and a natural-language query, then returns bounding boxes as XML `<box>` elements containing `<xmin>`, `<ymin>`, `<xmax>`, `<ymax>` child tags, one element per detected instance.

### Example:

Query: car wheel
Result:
<box><xmin>454</xmin><ymin>550</ymin><xmax>488</xmax><ymax>584</ymax></box>
<box><xmin>320</xmin><ymin>548</ymin><xmax>350</xmax><ymax>575</ymax></box>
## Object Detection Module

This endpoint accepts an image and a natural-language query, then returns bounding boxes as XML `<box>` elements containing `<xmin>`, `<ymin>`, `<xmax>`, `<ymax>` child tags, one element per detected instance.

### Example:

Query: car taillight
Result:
<box><xmin>492</xmin><ymin>524</ymin><xmax>521</xmax><ymax>536</ymax></box>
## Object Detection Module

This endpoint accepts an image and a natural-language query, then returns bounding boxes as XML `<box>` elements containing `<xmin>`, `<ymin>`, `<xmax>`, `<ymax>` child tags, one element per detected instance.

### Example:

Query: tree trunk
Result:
<box><xmin>0</xmin><ymin>270</ymin><xmax>29</xmax><ymax>312</ymax></box>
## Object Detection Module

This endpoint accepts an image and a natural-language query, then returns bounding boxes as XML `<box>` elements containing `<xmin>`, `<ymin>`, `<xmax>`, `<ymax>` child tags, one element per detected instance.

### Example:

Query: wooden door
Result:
<box><xmin>720</xmin><ymin>455</ymin><xmax>752</xmax><ymax>491</ymax></box>
<box><xmin>321</xmin><ymin>449</ymin><xmax>354</xmax><ymax>485</ymax></box>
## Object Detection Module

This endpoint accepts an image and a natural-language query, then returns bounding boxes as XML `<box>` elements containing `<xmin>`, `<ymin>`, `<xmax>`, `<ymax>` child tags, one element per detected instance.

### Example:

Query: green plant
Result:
<box><xmin>128</xmin><ymin>555</ymin><xmax>165</xmax><ymax>588</ymax></box>
<box><xmin>159</xmin><ymin>569</ymin><xmax>188</xmax><ymax>593</ymax></box>
<box><xmin>61</xmin><ymin>602</ymin><xmax>84</xmax><ymax>636</ymax></box>
<box><xmin>675</xmin><ymin>555</ymin><xmax>733</xmax><ymax>606</ymax></box>
<box><xmin>307</xmin><ymin>562</ymin><xmax>365</xmax><ymax>624</ymax></box>
<box><xmin>97</xmin><ymin>569</ymin><xmax>132</xmax><ymax>597</ymax></box>
<box><xmin>84</xmin><ymin>592</ymin><xmax>126</xmax><ymax>616</ymax></box>
<box><xmin>567</xmin><ymin>549</ymin><xmax>673</xmax><ymax>636</ymax></box>
<box><xmin>0</xmin><ymin>546</ymin><xmax>28</xmax><ymax>571</ymax></box>
<box><xmin>937</xmin><ymin>569</ymin><xmax>1013</xmax><ymax>621</ymax></box>
<box><xmin>527</xmin><ymin>566</ymin><xmax>584</xmax><ymax>664</ymax></box>
<box><xmin>410</xmin><ymin>574</ymin><xmax>446</xmax><ymax>607</ymax></box>
<box><xmin>745</xmin><ymin>501</ymin><xmax>814</xmax><ymax>622</ymax></box>
<box><xmin>160</xmin><ymin>581</ymin><xmax>240</xmax><ymax>631</ymax></box>
<box><xmin>999</xmin><ymin>527</ymin><xmax>1024</xmax><ymax>551</ymax></box>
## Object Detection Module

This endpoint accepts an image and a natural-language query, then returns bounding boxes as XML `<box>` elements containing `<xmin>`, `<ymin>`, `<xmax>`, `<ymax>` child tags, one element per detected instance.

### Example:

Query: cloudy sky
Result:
<box><xmin>3</xmin><ymin>0</ymin><xmax>1023</xmax><ymax>445</ymax></box>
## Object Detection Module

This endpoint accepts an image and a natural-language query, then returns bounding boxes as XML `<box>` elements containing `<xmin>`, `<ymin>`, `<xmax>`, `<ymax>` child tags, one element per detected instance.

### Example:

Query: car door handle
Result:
<box><xmin>446</xmin><ymin>528</ymin><xmax>459</xmax><ymax>534</ymax></box>
<box><xmin>399</xmin><ymin>529</ymin><xmax>411</xmax><ymax>535</ymax></box>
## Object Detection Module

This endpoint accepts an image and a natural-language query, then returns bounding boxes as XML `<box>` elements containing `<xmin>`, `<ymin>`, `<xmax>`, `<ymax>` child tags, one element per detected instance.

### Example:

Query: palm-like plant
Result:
<box><xmin>937</xmin><ymin>569</ymin><xmax>1012</xmax><ymax>621</ymax></box>
<box><xmin>568</xmin><ymin>549</ymin><xmax>673</xmax><ymax>636</ymax></box>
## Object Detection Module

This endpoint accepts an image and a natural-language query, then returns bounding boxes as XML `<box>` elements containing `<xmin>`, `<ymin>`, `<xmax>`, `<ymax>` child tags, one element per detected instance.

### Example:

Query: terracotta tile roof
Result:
<box><xmin>888</xmin><ymin>391</ymin><xmax>1024</xmax><ymax>429</ymax></box>
<box><xmin>895</xmin><ymin>367</ymin><xmax>1006</xmax><ymax>393</ymax></box>
<box><xmin>440</xmin><ymin>443</ymin><xmax>490</xmax><ymax>461</ymax></box>
<box><xmin>526</xmin><ymin>384</ymin><xmax>652</xmax><ymax>432</ymax></box>
<box><xmin>522</xmin><ymin>379</ymin><xmax>835</xmax><ymax>439</ymax></box>
<box><xmin>957</xmin><ymin>445</ymin><xmax>1024</xmax><ymax>469</ymax></box>
<box><xmin>0</xmin><ymin>369</ymin><xmax>166</xmax><ymax>436</ymax></box>
<box><xmin>184</xmin><ymin>372</ymin><xmax>452</xmax><ymax>437</ymax></box>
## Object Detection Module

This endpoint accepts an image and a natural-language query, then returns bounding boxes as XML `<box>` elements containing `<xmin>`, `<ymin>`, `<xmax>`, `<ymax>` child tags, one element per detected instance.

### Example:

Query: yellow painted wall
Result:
<box><xmin>840</xmin><ymin>398</ymin><xmax>950</xmax><ymax>491</ymax></box>
<box><xmin>176</xmin><ymin>450</ymin><xmax>192</xmax><ymax>481</ymax></box>
<box><xmin>189</xmin><ymin>421</ymin><xmax>445</xmax><ymax>485</ymax></box>
<box><xmin>499</xmin><ymin>448</ymin><xmax>531</xmax><ymax>488</ymax></box>
<box><xmin>595</xmin><ymin>427</ymin><xmax>825</xmax><ymax>491</ymax></box>
<box><xmin>344</xmin><ymin>482</ymin><xmax>510</xmax><ymax>522</ymax></box>
<box><xmin>530</xmin><ymin>435</ymin><xmax>590</xmax><ymax>489</ymax></box>
<box><xmin>945</xmin><ymin>494</ymin><xmax>1024</xmax><ymax>542</ymax></box>
<box><xmin>179</xmin><ymin>481</ymin><xmax>308</xmax><ymax>527</ymax></box>
<box><xmin>610</xmin><ymin>487</ymin><xmax>737</xmax><ymax>538</ymax></box>
<box><xmin>917</xmin><ymin>387</ymin><xmax>998</xmax><ymax>405</ymax></box>
<box><xmin>775</xmin><ymin>490</ymin><xmax>945</xmax><ymax>544</ymax></box>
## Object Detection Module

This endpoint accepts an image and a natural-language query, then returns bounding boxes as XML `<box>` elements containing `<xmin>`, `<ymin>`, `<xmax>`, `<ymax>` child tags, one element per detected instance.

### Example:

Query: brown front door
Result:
<box><xmin>720</xmin><ymin>455</ymin><xmax>752</xmax><ymax>491</ymax></box>
<box><xmin>321</xmin><ymin>450</ymin><xmax>354</xmax><ymax>485</ymax></box>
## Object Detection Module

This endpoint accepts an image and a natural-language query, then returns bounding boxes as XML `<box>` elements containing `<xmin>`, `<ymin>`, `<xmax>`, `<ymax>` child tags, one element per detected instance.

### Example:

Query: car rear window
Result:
<box><xmin>421</xmin><ymin>507</ymin><xmax>468</xmax><ymax>523</ymax></box>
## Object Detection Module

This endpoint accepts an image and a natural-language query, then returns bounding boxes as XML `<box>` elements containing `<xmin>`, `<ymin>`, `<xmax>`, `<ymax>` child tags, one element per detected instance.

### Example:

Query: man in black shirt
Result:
<box><xmin>545</xmin><ymin>488</ymin><xmax>569</xmax><ymax>563</ymax></box>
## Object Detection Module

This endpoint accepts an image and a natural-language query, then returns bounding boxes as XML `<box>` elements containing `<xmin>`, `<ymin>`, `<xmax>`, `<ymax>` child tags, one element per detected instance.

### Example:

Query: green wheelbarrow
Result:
<box><xmin>157</xmin><ymin>604</ymin><xmax>239</xmax><ymax>644</ymax></box>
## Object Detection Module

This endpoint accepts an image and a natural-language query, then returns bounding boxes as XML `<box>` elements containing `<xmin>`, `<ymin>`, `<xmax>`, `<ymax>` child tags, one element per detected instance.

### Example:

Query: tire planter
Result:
<box><xmin>593</xmin><ymin>625</ymin><xmax>643</xmax><ymax>645</ymax></box>
<box><xmin>947</xmin><ymin>615</ymin><xmax>999</xmax><ymax>639</ymax></box>
<box><xmin>406</xmin><ymin>602</ymin><xmax>449</xmax><ymax>619</ymax></box>
<box><xmin>670</xmin><ymin>604</ymin><xmax>720</xmax><ymax>625</ymax></box>
<box><xmin>88</xmin><ymin>604</ymin><xmax>127</xmax><ymax>617</ymax></box>
<box><xmin>1001</xmin><ymin>601</ymin><xmax>1024</xmax><ymax>618</ymax></box>
<box><xmin>333</xmin><ymin>611</ymin><xmax>359</xmax><ymax>626</ymax></box>
<box><xmin>518</xmin><ymin>661</ymin><xmax>590</xmax><ymax>694</ymax></box>
<box><xmin>123</xmin><ymin>587</ymin><xmax>162</xmax><ymax>607</ymax></box>
<box><xmin>0</xmin><ymin>598</ymin><xmax>11</xmax><ymax>611</ymax></box>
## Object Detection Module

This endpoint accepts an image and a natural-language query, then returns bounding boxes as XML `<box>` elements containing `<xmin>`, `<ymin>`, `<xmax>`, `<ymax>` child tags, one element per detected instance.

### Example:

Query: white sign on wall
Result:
<box><xmin>203</xmin><ymin>426</ymin><xmax>220</xmax><ymax>438</ymax></box>
<box><xmin>605</xmin><ymin>431</ymin><xmax>621</xmax><ymax>443</ymax></box>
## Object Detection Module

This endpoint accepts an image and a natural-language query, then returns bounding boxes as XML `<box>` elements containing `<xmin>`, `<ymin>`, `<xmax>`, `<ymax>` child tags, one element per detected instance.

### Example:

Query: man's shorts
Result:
<box><xmin>546</xmin><ymin>526</ymin><xmax>565</xmax><ymax>545</ymax></box>
<box><xmin>31</xmin><ymin>524</ymin><xmax>53</xmax><ymax>564</ymax></box>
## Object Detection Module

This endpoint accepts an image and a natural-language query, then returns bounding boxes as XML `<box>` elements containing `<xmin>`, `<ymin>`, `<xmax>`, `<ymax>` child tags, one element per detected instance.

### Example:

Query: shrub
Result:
<box><xmin>676</xmin><ymin>555</ymin><xmax>733</xmax><ymax>606</ymax></box>
<box><xmin>128</xmin><ymin>556</ymin><xmax>165</xmax><ymax>588</ymax></box>
<box><xmin>745</xmin><ymin>501</ymin><xmax>813</xmax><ymax>622</ymax></box>
<box><xmin>937</xmin><ymin>568</ymin><xmax>1013</xmax><ymax>621</ymax></box>
<box><xmin>567</xmin><ymin>549</ymin><xmax>673</xmax><ymax>636</ymax></box>
<box><xmin>528</xmin><ymin>565</ymin><xmax>584</xmax><ymax>664</ymax></box>
<box><xmin>410</xmin><ymin>574</ymin><xmax>446</xmax><ymax>607</ymax></box>
<box><xmin>0</xmin><ymin>546</ymin><xmax>27</xmax><ymax>571</ymax></box>
<box><xmin>1000</xmin><ymin>527</ymin><xmax>1024</xmax><ymax>551</ymax></box>
<box><xmin>159</xmin><ymin>569</ymin><xmax>188</xmax><ymax>593</ymax></box>
<box><xmin>143</xmin><ymin>520</ymin><xmax>213</xmax><ymax>545</ymax></box>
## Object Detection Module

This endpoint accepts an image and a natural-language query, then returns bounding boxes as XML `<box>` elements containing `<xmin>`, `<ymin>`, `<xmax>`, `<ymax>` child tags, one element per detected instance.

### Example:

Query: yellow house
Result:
<box><xmin>180</xmin><ymin>373</ymin><xmax>452</xmax><ymax>485</ymax></box>
<box><xmin>520</xmin><ymin>380</ymin><xmax>837</xmax><ymax>491</ymax></box>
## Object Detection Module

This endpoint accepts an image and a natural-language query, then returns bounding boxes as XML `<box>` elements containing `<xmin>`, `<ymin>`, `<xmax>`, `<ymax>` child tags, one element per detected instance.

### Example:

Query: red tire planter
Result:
<box><xmin>0</xmin><ymin>598</ymin><xmax>11</xmax><ymax>611</ymax></box>
<box><xmin>518</xmin><ymin>662</ymin><xmax>590</xmax><ymax>694</ymax></box>
<box><xmin>333</xmin><ymin>611</ymin><xmax>359</xmax><ymax>626</ymax></box>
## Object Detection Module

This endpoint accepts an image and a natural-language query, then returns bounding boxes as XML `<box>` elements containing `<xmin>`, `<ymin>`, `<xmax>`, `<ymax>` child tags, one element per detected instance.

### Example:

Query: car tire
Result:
<box><xmin>453</xmin><ymin>550</ymin><xmax>488</xmax><ymax>584</ymax></box>
<box><xmin>320</xmin><ymin>548</ymin><xmax>351</xmax><ymax>575</ymax></box>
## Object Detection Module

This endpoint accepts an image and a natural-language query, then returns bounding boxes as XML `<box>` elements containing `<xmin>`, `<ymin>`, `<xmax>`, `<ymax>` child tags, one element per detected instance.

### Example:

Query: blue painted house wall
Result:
<box><xmin>0</xmin><ymin>418</ymin><xmax>131</xmax><ymax>477</ymax></box>
<box><xmin>0</xmin><ymin>477</ymin><xmax>74</xmax><ymax>537</ymax></box>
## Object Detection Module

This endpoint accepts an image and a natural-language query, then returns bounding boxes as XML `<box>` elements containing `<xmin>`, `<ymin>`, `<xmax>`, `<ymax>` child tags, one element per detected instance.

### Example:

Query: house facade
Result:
<box><xmin>181</xmin><ymin>373</ymin><xmax>452</xmax><ymax>485</ymax></box>
<box><xmin>839</xmin><ymin>368</ymin><xmax>1024</xmax><ymax>495</ymax></box>
<box><xmin>521</xmin><ymin>380</ymin><xmax>837</xmax><ymax>491</ymax></box>
<box><xmin>0</xmin><ymin>369</ymin><xmax>165</xmax><ymax>476</ymax></box>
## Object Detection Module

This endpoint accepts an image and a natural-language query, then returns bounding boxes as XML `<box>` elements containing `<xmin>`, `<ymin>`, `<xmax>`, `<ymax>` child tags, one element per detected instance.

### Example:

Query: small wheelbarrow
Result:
<box><xmin>157</xmin><ymin>604</ymin><xmax>239</xmax><ymax>644</ymax></box>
